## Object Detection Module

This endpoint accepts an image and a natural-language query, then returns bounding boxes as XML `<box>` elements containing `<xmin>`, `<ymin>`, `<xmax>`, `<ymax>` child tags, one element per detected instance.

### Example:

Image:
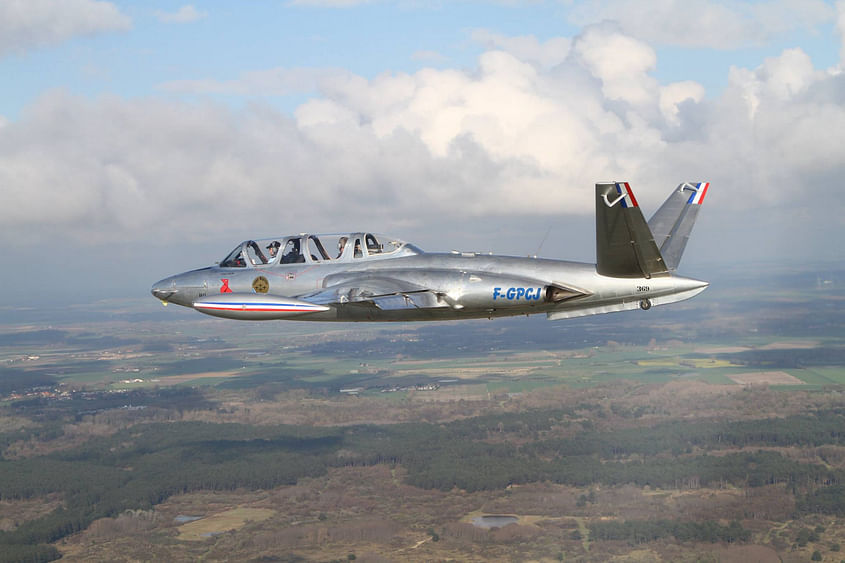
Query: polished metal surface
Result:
<box><xmin>151</xmin><ymin>183</ymin><xmax>709</xmax><ymax>322</ymax></box>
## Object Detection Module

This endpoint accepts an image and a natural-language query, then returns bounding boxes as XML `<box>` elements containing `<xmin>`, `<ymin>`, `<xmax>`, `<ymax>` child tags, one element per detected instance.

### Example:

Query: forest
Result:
<box><xmin>2</xmin><ymin>409</ymin><xmax>845</xmax><ymax>561</ymax></box>
<box><xmin>587</xmin><ymin>518</ymin><xmax>751</xmax><ymax>544</ymax></box>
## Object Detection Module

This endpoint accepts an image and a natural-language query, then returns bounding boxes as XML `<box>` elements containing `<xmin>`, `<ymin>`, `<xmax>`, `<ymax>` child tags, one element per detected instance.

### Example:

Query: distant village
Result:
<box><xmin>339</xmin><ymin>382</ymin><xmax>440</xmax><ymax>396</ymax></box>
<box><xmin>3</xmin><ymin>384</ymin><xmax>147</xmax><ymax>409</ymax></box>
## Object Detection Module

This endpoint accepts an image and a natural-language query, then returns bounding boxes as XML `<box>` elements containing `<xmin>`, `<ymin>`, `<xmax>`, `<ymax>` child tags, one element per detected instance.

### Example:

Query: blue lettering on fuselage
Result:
<box><xmin>492</xmin><ymin>287</ymin><xmax>543</xmax><ymax>301</ymax></box>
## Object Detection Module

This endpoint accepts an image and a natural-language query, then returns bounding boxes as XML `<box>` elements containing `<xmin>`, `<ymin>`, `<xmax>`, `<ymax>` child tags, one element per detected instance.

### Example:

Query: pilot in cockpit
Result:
<box><xmin>281</xmin><ymin>239</ymin><xmax>305</xmax><ymax>264</ymax></box>
<box><xmin>336</xmin><ymin>237</ymin><xmax>348</xmax><ymax>259</ymax></box>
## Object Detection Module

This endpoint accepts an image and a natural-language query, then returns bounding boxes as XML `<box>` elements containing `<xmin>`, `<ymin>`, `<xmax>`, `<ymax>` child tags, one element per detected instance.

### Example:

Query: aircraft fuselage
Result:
<box><xmin>152</xmin><ymin>251</ymin><xmax>707</xmax><ymax>322</ymax></box>
<box><xmin>151</xmin><ymin>182</ymin><xmax>710</xmax><ymax>323</ymax></box>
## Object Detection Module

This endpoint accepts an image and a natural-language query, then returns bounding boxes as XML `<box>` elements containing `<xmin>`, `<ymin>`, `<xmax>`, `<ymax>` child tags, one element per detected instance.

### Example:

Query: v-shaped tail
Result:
<box><xmin>595</xmin><ymin>181</ymin><xmax>709</xmax><ymax>278</ymax></box>
<box><xmin>647</xmin><ymin>182</ymin><xmax>709</xmax><ymax>271</ymax></box>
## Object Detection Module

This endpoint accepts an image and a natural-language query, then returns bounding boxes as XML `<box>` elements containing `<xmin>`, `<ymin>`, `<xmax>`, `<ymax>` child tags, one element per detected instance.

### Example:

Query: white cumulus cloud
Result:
<box><xmin>0</xmin><ymin>0</ymin><xmax>130</xmax><ymax>57</ymax></box>
<box><xmin>1</xmin><ymin>27</ymin><xmax>844</xmax><ymax>266</ymax></box>
<box><xmin>573</xmin><ymin>25</ymin><xmax>658</xmax><ymax>106</ymax></box>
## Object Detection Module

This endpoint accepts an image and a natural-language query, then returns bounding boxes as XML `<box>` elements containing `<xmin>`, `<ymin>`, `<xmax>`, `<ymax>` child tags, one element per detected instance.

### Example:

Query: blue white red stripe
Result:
<box><xmin>615</xmin><ymin>182</ymin><xmax>639</xmax><ymax>208</ymax></box>
<box><xmin>687</xmin><ymin>182</ymin><xmax>709</xmax><ymax>205</ymax></box>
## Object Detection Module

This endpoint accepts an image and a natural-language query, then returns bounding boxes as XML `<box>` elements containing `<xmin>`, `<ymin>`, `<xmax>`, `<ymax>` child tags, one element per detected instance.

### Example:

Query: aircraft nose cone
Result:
<box><xmin>151</xmin><ymin>278</ymin><xmax>176</xmax><ymax>301</ymax></box>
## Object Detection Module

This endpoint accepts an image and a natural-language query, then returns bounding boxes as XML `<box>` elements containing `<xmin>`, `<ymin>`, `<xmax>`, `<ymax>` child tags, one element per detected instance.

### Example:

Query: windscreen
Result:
<box><xmin>219</xmin><ymin>244</ymin><xmax>246</xmax><ymax>268</ymax></box>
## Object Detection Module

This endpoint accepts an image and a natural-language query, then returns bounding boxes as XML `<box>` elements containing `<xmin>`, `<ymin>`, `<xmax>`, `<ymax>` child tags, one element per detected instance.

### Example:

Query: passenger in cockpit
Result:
<box><xmin>366</xmin><ymin>234</ymin><xmax>380</xmax><ymax>253</ymax></box>
<box><xmin>336</xmin><ymin>237</ymin><xmax>348</xmax><ymax>259</ymax></box>
<box><xmin>267</xmin><ymin>241</ymin><xmax>280</xmax><ymax>260</ymax></box>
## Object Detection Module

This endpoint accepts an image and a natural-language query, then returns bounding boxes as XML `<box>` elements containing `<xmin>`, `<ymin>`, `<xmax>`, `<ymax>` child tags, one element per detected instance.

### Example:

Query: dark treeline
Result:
<box><xmin>2</xmin><ymin>412</ymin><xmax>845</xmax><ymax>559</ymax></box>
<box><xmin>0</xmin><ymin>368</ymin><xmax>59</xmax><ymax>395</ymax></box>
<box><xmin>349</xmin><ymin>425</ymin><xmax>843</xmax><ymax>492</ymax></box>
<box><xmin>710</xmin><ymin>347</ymin><xmax>845</xmax><ymax>369</ymax></box>
<box><xmin>527</xmin><ymin>411</ymin><xmax>845</xmax><ymax>458</ymax></box>
<box><xmin>0</xmin><ymin>544</ymin><xmax>61</xmax><ymax>563</ymax></box>
<box><xmin>797</xmin><ymin>484</ymin><xmax>845</xmax><ymax>515</ymax></box>
<box><xmin>588</xmin><ymin>519</ymin><xmax>751</xmax><ymax>544</ymax></box>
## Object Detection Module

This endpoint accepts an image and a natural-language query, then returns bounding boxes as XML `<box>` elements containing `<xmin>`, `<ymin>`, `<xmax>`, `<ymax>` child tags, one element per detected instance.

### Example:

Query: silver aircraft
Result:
<box><xmin>151</xmin><ymin>182</ymin><xmax>709</xmax><ymax>322</ymax></box>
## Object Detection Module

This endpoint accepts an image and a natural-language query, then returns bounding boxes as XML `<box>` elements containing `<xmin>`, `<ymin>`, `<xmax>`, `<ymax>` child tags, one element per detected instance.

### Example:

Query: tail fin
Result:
<box><xmin>596</xmin><ymin>182</ymin><xmax>668</xmax><ymax>279</ymax></box>
<box><xmin>647</xmin><ymin>182</ymin><xmax>709</xmax><ymax>271</ymax></box>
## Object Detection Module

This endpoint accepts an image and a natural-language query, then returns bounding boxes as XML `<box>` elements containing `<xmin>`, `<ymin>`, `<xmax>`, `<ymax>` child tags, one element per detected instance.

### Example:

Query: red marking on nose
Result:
<box><xmin>220</xmin><ymin>279</ymin><xmax>232</xmax><ymax>293</ymax></box>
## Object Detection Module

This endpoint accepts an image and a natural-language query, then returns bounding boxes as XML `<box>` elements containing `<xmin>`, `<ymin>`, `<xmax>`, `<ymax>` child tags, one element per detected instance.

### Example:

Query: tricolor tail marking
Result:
<box><xmin>686</xmin><ymin>182</ymin><xmax>709</xmax><ymax>205</ymax></box>
<box><xmin>615</xmin><ymin>182</ymin><xmax>639</xmax><ymax>208</ymax></box>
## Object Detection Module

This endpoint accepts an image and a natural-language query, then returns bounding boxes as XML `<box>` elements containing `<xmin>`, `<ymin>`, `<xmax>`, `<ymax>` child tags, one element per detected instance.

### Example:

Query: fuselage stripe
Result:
<box><xmin>195</xmin><ymin>303</ymin><xmax>324</xmax><ymax>311</ymax></box>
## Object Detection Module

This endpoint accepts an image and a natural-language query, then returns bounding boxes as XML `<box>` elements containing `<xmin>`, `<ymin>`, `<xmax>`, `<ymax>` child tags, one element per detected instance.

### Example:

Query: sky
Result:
<box><xmin>1</xmin><ymin>0</ymin><xmax>844</xmax><ymax>306</ymax></box>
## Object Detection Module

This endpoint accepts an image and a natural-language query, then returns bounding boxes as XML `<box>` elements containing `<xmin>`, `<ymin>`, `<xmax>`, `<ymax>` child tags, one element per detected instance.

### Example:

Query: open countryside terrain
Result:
<box><xmin>0</xmin><ymin>263</ymin><xmax>843</xmax><ymax>562</ymax></box>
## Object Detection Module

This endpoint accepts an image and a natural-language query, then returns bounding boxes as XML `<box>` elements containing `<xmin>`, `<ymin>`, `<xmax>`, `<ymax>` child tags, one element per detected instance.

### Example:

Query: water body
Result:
<box><xmin>471</xmin><ymin>515</ymin><xmax>518</xmax><ymax>529</ymax></box>
<box><xmin>174</xmin><ymin>515</ymin><xmax>203</xmax><ymax>523</ymax></box>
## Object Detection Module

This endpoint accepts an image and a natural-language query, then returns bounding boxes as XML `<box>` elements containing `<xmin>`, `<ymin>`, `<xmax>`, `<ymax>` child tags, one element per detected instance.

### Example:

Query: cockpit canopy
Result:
<box><xmin>219</xmin><ymin>233</ymin><xmax>422</xmax><ymax>268</ymax></box>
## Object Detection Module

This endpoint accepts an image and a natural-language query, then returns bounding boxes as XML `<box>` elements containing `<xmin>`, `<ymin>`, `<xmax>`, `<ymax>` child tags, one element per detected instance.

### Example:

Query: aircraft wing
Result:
<box><xmin>298</xmin><ymin>275</ymin><xmax>444</xmax><ymax>310</ymax></box>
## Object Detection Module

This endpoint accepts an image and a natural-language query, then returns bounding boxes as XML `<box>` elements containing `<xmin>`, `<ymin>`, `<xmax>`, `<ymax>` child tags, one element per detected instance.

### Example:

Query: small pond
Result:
<box><xmin>471</xmin><ymin>515</ymin><xmax>518</xmax><ymax>529</ymax></box>
<box><xmin>174</xmin><ymin>515</ymin><xmax>203</xmax><ymax>523</ymax></box>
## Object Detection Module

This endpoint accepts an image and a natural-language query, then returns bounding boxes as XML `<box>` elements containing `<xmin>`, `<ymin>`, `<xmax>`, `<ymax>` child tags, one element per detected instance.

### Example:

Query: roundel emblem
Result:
<box><xmin>252</xmin><ymin>276</ymin><xmax>269</xmax><ymax>293</ymax></box>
